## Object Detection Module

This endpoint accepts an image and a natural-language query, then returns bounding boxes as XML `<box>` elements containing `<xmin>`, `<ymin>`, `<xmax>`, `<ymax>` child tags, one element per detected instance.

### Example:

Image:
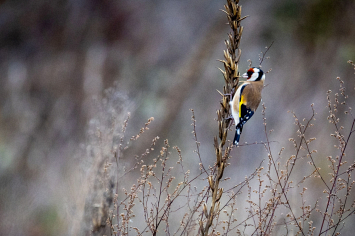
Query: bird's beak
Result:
<box><xmin>242</xmin><ymin>73</ymin><xmax>248</xmax><ymax>79</ymax></box>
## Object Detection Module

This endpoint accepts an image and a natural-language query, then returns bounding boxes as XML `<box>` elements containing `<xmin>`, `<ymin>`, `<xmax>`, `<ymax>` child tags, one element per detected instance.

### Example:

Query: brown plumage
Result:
<box><xmin>230</xmin><ymin>67</ymin><xmax>265</xmax><ymax>145</ymax></box>
<box><xmin>235</xmin><ymin>80</ymin><xmax>264</xmax><ymax>112</ymax></box>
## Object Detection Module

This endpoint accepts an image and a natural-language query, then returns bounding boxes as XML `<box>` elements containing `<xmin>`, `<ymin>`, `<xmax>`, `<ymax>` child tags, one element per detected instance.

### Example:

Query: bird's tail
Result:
<box><xmin>233</xmin><ymin>124</ymin><xmax>243</xmax><ymax>146</ymax></box>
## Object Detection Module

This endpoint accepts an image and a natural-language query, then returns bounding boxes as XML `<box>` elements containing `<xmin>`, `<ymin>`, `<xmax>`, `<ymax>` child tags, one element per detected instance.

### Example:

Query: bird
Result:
<box><xmin>230</xmin><ymin>67</ymin><xmax>265</xmax><ymax>145</ymax></box>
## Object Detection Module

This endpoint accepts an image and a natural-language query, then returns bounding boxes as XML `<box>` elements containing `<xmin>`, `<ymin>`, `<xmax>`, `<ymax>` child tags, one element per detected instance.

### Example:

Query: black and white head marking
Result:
<box><xmin>243</xmin><ymin>67</ymin><xmax>265</xmax><ymax>81</ymax></box>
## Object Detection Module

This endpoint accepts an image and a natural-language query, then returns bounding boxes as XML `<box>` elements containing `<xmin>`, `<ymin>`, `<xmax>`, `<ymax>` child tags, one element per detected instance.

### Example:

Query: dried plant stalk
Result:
<box><xmin>199</xmin><ymin>0</ymin><xmax>244</xmax><ymax>235</ymax></box>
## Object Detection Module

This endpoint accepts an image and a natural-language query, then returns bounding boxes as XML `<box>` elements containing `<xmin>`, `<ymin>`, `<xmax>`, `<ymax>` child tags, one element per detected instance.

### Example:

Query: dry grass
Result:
<box><xmin>78</xmin><ymin>1</ymin><xmax>355</xmax><ymax>235</ymax></box>
<box><xmin>83</xmin><ymin>70</ymin><xmax>355</xmax><ymax>235</ymax></box>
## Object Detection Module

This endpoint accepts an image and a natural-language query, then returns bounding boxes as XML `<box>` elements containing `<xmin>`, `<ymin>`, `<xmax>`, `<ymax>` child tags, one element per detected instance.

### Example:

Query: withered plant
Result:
<box><xmin>82</xmin><ymin>1</ymin><xmax>355</xmax><ymax>235</ymax></box>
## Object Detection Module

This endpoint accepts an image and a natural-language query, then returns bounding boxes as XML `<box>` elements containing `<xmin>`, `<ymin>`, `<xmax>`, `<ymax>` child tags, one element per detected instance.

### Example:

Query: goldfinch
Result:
<box><xmin>230</xmin><ymin>67</ymin><xmax>265</xmax><ymax>145</ymax></box>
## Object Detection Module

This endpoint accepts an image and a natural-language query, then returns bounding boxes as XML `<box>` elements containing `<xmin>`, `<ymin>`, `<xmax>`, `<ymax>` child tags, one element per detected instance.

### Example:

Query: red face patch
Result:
<box><xmin>246</xmin><ymin>68</ymin><xmax>254</xmax><ymax>79</ymax></box>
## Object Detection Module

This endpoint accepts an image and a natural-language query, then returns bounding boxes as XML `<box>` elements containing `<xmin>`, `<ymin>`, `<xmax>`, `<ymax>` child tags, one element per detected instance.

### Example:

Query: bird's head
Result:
<box><xmin>242</xmin><ymin>67</ymin><xmax>265</xmax><ymax>81</ymax></box>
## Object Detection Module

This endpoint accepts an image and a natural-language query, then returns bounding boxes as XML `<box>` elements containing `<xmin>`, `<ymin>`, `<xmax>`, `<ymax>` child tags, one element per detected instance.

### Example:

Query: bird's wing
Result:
<box><xmin>239</xmin><ymin>83</ymin><xmax>262</xmax><ymax>113</ymax></box>
<box><xmin>238</xmin><ymin>84</ymin><xmax>256</xmax><ymax>123</ymax></box>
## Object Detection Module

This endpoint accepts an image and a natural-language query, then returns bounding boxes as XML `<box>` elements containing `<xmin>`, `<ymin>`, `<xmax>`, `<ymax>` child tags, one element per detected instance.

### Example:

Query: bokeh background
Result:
<box><xmin>1</xmin><ymin>0</ymin><xmax>355</xmax><ymax>235</ymax></box>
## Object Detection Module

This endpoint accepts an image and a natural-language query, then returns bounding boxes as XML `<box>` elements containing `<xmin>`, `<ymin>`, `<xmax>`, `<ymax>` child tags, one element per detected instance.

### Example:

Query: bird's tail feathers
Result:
<box><xmin>233</xmin><ymin>124</ymin><xmax>243</xmax><ymax>145</ymax></box>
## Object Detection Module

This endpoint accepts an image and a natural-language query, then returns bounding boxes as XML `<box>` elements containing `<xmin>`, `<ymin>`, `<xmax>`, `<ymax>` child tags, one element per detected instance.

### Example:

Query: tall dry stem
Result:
<box><xmin>199</xmin><ymin>0</ymin><xmax>245</xmax><ymax>235</ymax></box>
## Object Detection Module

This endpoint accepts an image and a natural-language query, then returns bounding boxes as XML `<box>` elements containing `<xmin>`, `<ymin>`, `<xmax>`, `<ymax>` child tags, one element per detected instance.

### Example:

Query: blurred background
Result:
<box><xmin>1</xmin><ymin>0</ymin><xmax>355</xmax><ymax>235</ymax></box>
